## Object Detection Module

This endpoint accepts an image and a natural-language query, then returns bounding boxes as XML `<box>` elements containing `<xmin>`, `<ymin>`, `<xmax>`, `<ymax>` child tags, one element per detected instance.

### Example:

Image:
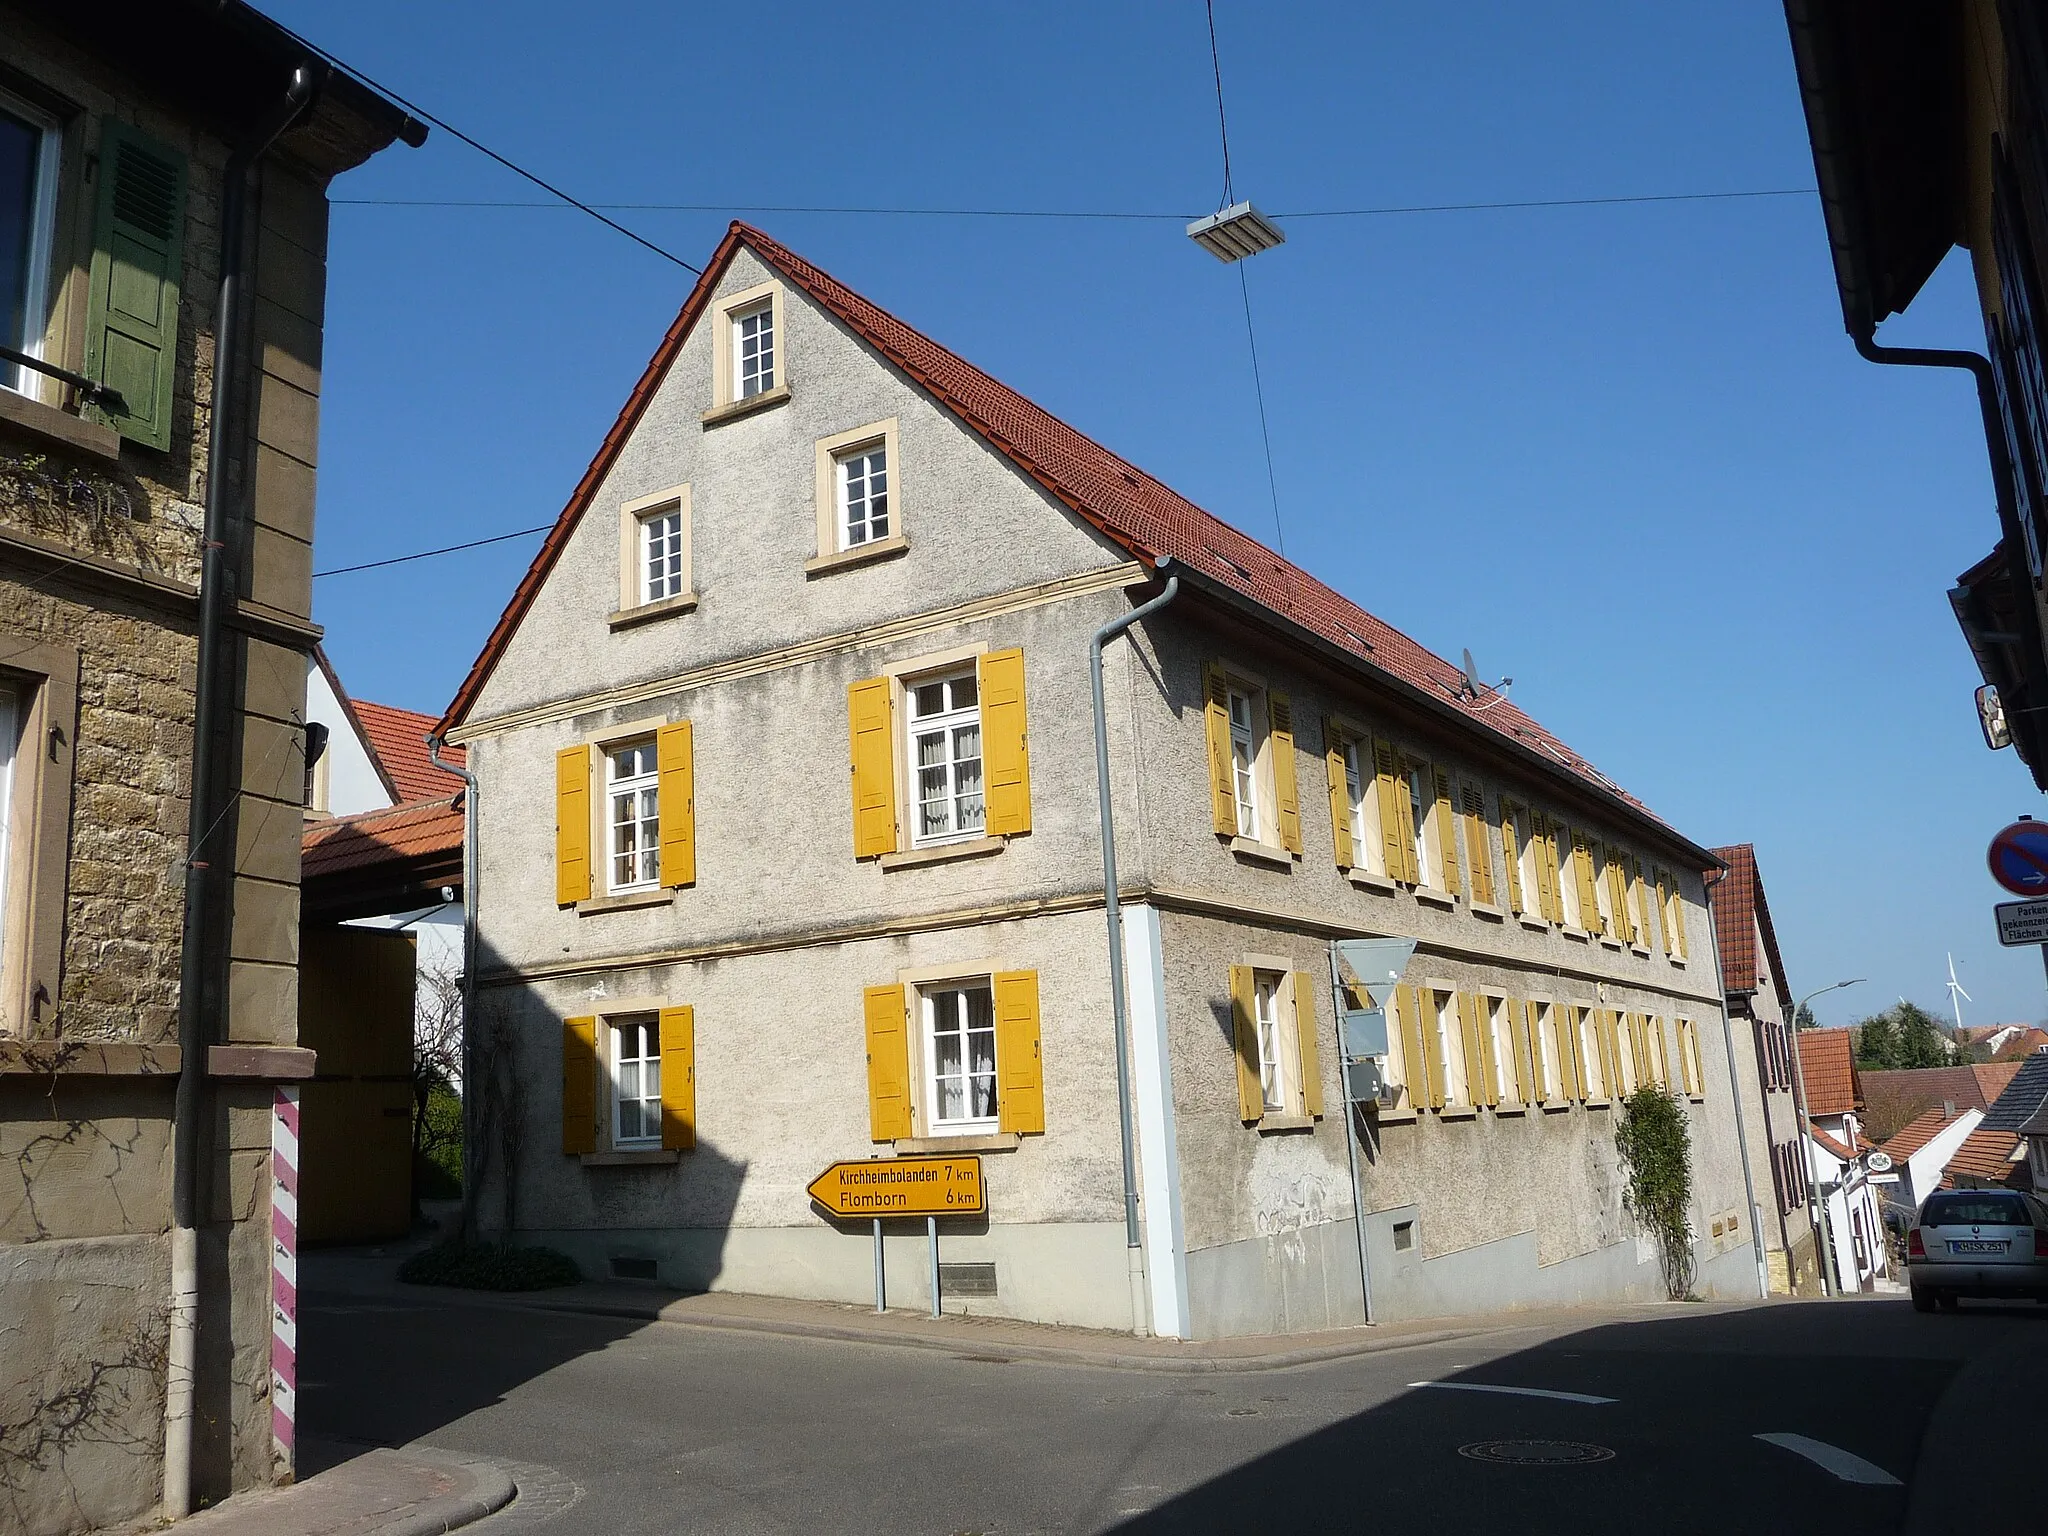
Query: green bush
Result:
<box><xmin>397</xmin><ymin>1242</ymin><xmax>581</xmax><ymax>1292</ymax></box>
<box><xmin>414</xmin><ymin>1084</ymin><xmax>463</xmax><ymax>1200</ymax></box>
<box><xmin>1614</xmin><ymin>1086</ymin><xmax>1695</xmax><ymax>1300</ymax></box>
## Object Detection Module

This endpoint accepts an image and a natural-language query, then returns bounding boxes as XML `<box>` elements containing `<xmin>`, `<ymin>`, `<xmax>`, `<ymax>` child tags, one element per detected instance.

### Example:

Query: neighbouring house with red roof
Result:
<box><xmin>293</xmin><ymin>648</ymin><xmax>467</xmax><ymax>1241</ymax></box>
<box><xmin>432</xmin><ymin>224</ymin><xmax>1755</xmax><ymax>1337</ymax></box>
<box><xmin>1860</xmin><ymin>1061</ymin><xmax>2026</xmax><ymax>1144</ymax></box>
<box><xmin>1706</xmin><ymin>845</ymin><xmax>1818</xmax><ymax>1294</ymax></box>
<box><xmin>1794</xmin><ymin>1026</ymin><xmax>1890</xmax><ymax>1292</ymax></box>
<box><xmin>1948</xmin><ymin>1050</ymin><xmax>2048</xmax><ymax>1194</ymax></box>
<box><xmin>1878</xmin><ymin>1104</ymin><xmax>1984</xmax><ymax>1213</ymax></box>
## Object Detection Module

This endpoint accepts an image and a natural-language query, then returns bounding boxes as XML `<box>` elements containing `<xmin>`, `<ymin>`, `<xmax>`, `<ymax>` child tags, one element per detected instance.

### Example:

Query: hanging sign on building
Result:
<box><xmin>807</xmin><ymin>1156</ymin><xmax>985</xmax><ymax>1219</ymax></box>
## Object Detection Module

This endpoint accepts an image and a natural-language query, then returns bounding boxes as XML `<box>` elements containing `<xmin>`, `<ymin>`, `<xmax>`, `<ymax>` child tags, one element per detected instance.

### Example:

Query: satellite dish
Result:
<box><xmin>1461</xmin><ymin>648</ymin><xmax>1483</xmax><ymax>700</ymax></box>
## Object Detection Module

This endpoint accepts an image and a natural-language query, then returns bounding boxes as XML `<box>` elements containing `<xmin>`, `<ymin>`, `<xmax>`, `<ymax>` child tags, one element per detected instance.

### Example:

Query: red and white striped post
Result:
<box><xmin>270</xmin><ymin>1085</ymin><xmax>300</xmax><ymax>1472</ymax></box>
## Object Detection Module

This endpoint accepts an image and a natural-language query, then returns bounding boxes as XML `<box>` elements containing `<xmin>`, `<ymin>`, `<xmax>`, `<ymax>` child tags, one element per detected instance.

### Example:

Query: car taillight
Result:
<box><xmin>1909</xmin><ymin>1228</ymin><xmax>1926</xmax><ymax>1258</ymax></box>
<box><xmin>2036</xmin><ymin>1230</ymin><xmax>2048</xmax><ymax>1260</ymax></box>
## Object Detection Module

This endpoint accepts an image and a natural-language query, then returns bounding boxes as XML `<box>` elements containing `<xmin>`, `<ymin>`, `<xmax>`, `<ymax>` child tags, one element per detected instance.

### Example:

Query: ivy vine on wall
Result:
<box><xmin>1615</xmin><ymin>1086</ymin><xmax>1696</xmax><ymax>1300</ymax></box>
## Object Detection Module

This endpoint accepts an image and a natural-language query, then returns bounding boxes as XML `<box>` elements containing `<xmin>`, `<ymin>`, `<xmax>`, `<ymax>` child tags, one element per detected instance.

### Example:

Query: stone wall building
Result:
<box><xmin>440</xmin><ymin>224</ymin><xmax>1762</xmax><ymax>1341</ymax></box>
<box><xmin>0</xmin><ymin>4</ymin><xmax>415</xmax><ymax>1530</ymax></box>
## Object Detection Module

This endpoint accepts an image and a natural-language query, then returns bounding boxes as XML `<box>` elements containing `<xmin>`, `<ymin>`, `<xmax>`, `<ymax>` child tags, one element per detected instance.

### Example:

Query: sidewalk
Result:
<box><xmin>301</xmin><ymin>1240</ymin><xmax>1760</xmax><ymax>1375</ymax></box>
<box><xmin>161</xmin><ymin>1443</ymin><xmax>513</xmax><ymax>1536</ymax></box>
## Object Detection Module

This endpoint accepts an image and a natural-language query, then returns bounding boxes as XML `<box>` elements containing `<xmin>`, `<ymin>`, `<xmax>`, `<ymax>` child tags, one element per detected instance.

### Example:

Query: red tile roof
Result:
<box><xmin>1705</xmin><ymin>844</ymin><xmax>1791</xmax><ymax>1009</ymax></box>
<box><xmin>1797</xmin><ymin>1027</ymin><xmax>1858</xmax><ymax>1117</ymax></box>
<box><xmin>302</xmin><ymin>797</ymin><xmax>464</xmax><ymax>882</ymax></box>
<box><xmin>436</xmin><ymin>224</ymin><xmax>1714</xmax><ymax>864</ymax></box>
<box><xmin>1940</xmin><ymin>1128</ymin><xmax>2024</xmax><ymax>1189</ymax></box>
<box><xmin>1993</xmin><ymin>1028</ymin><xmax>2048</xmax><ymax>1061</ymax></box>
<box><xmin>1880</xmin><ymin>1106</ymin><xmax>1966</xmax><ymax>1162</ymax></box>
<box><xmin>356</xmin><ymin>700</ymin><xmax>467</xmax><ymax>803</ymax></box>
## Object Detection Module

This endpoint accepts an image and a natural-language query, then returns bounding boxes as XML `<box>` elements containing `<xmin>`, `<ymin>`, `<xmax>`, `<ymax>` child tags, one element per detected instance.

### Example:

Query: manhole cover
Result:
<box><xmin>1459</xmin><ymin>1440</ymin><xmax>1615</xmax><ymax>1466</ymax></box>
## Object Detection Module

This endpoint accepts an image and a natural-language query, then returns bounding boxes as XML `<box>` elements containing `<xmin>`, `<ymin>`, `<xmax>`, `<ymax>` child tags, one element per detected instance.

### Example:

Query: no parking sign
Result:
<box><xmin>1988</xmin><ymin>820</ymin><xmax>2048</xmax><ymax>897</ymax></box>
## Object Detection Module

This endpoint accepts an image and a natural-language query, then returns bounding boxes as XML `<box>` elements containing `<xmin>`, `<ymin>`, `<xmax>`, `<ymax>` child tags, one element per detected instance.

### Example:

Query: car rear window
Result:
<box><xmin>1919</xmin><ymin>1193</ymin><xmax>2031</xmax><ymax>1228</ymax></box>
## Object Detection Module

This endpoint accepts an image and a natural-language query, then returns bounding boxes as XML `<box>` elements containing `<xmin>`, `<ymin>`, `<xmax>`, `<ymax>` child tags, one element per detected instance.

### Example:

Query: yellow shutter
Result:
<box><xmin>561</xmin><ymin>1015</ymin><xmax>598</xmax><ymax>1155</ymax></box>
<box><xmin>659</xmin><ymin>1004</ymin><xmax>696</xmax><ymax>1150</ymax></box>
<box><xmin>1654</xmin><ymin>868</ymin><xmax>1674</xmax><ymax>954</ymax></box>
<box><xmin>1520</xmin><ymin>1001</ymin><xmax>1545</xmax><ymax>1104</ymax></box>
<box><xmin>1462</xmin><ymin>784</ymin><xmax>1495</xmax><ymax>906</ymax></box>
<box><xmin>1292</xmin><ymin>971</ymin><xmax>1324</xmax><ymax>1118</ymax></box>
<box><xmin>1599</xmin><ymin>1009</ymin><xmax>1623</xmax><ymax>1101</ymax></box>
<box><xmin>1423</xmin><ymin>990</ymin><xmax>1447</xmax><ymax>1109</ymax></box>
<box><xmin>863</xmin><ymin>984</ymin><xmax>912</xmax><ymax>1140</ymax></box>
<box><xmin>1324</xmin><ymin>726</ymin><xmax>1354</xmax><ymax>869</ymax></box>
<box><xmin>848</xmin><ymin>677</ymin><xmax>898</xmax><ymax>858</ymax></box>
<box><xmin>657</xmin><ymin>720</ymin><xmax>696</xmax><ymax>888</ymax></box>
<box><xmin>1630</xmin><ymin>856</ymin><xmax>1650</xmax><ymax>947</ymax></box>
<box><xmin>979</xmin><ymin>648</ymin><xmax>1032</xmax><ymax>837</ymax></box>
<box><xmin>1432</xmin><ymin>767</ymin><xmax>1461</xmax><ymax>896</ymax></box>
<box><xmin>1230</xmin><ymin>964</ymin><xmax>1263</xmax><ymax>1122</ymax></box>
<box><xmin>1650</xmin><ymin>1016</ymin><xmax>1669</xmax><ymax>1090</ymax></box>
<box><xmin>1269</xmin><ymin>692</ymin><xmax>1303</xmax><ymax>854</ymax></box>
<box><xmin>1572</xmin><ymin>829</ymin><xmax>1601</xmax><ymax>930</ymax></box>
<box><xmin>555</xmin><ymin>745</ymin><xmax>592</xmax><ymax>906</ymax></box>
<box><xmin>1454</xmin><ymin>993</ymin><xmax>1479</xmax><ymax>1105</ymax></box>
<box><xmin>1374</xmin><ymin>738</ymin><xmax>1414</xmax><ymax>882</ymax></box>
<box><xmin>1688</xmin><ymin>1019</ymin><xmax>1707</xmax><ymax>1096</ymax></box>
<box><xmin>993</xmin><ymin>969</ymin><xmax>1044</xmax><ymax>1134</ymax></box>
<box><xmin>1396</xmin><ymin>984</ymin><xmax>1426</xmax><ymax>1111</ymax></box>
<box><xmin>1558</xmin><ymin>1007</ymin><xmax>1582</xmax><ymax>1100</ymax></box>
<box><xmin>1670</xmin><ymin>877</ymin><xmax>1690</xmax><ymax>959</ymax></box>
<box><xmin>1614</xmin><ymin>858</ymin><xmax>1637</xmax><ymax>944</ymax></box>
<box><xmin>1534</xmin><ymin>813</ymin><xmax>1564</xmax><ymax>922</ymax></box>
<box><xmin>1499</xmin><ymin>801</ymin><xmax>1525</xmax><ymax>914</ymax></box>
<box><xmin>1204</xmin><ymin>663</ymin><xmax>1238</xmax><ymax>836</ymax></box>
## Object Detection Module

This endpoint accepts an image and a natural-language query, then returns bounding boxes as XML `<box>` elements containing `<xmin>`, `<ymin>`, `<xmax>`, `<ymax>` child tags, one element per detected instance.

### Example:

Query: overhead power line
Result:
<box><xmin>263</xmin><ymin>19</ymin><xmax>701</xmax><ymax>273</ymax></box>
<box><xmin>314</xmin><ymin>524</ymin><xmax>552</xmax><ymax>578</ymax></box>
<box><xmin>329</xmin><ymin>188</ymin><xmax>1816</xmax><ymax>220</ymax></box>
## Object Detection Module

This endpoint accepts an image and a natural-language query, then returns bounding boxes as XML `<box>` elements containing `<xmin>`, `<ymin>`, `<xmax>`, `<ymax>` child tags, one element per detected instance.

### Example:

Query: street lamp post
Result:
<box><xmin>1787</xmin><ymin>978</ymin><xmax>1865</xmax><ymax>1297</ymax></box>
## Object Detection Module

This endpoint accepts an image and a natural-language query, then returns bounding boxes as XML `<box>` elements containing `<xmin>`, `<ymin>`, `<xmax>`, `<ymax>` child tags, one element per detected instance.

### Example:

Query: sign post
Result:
<box><xmin>1328</xmin><ymin>937</ymin><xmax>1417</xmax><ymax>1328</ymax></box>
<box><xmin>808</xmin><ymin>1156</ymin><xmax>985</xmax><ymax>1319</ymax></box>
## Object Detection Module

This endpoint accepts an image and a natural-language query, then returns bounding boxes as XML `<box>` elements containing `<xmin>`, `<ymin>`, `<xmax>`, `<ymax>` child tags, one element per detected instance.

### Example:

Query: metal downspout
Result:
<box><xmin>1089</xmin><ymin>559</ymin><xmax>1178</xmax><ymax>1334</ymax></box>
<box><xmin>165</xmin><ymin>65</ymin><xmax>314</xmax><ymax>1520</ymax></box>
<box><xmin>1702</xmin><ymin>868</ymin><xmax>1770</xmax><ymax>1301</ymax></box>
<box><xmin>427</xmin><ymin>736</ymin><xmax>479</xmax><ymax>1243</ymax></box>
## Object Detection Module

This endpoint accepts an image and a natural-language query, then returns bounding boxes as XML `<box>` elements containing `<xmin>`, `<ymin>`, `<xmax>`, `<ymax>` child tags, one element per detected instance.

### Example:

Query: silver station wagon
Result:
<box><xmin>1908</xmin><ymin>1189</ymin><xmax>2048</xmax><ymax>1311</ymax></box>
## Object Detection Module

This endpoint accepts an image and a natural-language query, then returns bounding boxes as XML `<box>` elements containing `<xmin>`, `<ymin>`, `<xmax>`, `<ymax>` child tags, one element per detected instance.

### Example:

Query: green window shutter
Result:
<box><xmin>86</xmin><ymin>121</ymin><xmax>187</xmax><ymax>451</ymax></box>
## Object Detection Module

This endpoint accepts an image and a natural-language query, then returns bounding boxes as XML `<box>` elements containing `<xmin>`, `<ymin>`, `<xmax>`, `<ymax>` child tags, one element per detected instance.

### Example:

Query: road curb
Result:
<box><xmin>374</xmin><ymin>1449</ymin><xmax>517</xmax><ymax>1536</ymax></box>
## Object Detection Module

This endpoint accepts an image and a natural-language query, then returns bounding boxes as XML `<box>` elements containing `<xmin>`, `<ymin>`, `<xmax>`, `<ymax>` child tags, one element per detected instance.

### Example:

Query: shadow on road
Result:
<box><xmin>1110</xmin><ymin>1298</ymin><xmax>2043</xmax><ymax>1534</ymax></box>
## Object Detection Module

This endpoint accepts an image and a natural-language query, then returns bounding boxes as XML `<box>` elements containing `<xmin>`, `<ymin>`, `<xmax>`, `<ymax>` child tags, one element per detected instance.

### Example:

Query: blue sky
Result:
<box><xmin>274</xmin><ymin>0</ymin><xmax>2040</xmax><ymax>1030</ymax></box>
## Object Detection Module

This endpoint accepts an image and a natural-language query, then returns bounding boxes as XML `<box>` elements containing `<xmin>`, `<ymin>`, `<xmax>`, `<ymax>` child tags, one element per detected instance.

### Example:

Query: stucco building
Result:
<box><xmin>0</xmin><ymin>4</ymin><xmax>416</xmax><ymax>1530</ymax></box>
<box><xmin>439</xmin><ymin>224</ymin><xmax>1760</xmax><ymax>1340</ymax></box>
<box><xmin>1706</xmin><ymin>844</ymin><xmax>1818</xmax><ymax>1293</ymax></box>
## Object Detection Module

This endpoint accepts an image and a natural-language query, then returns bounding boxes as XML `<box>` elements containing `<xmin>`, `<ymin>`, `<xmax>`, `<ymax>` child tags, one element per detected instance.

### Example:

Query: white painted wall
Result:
<box><xmin>303</xmin><ymin>660</ymin><xmax>393</xmax><ymax>817</ymax></box>
<box><xmin>1806</xmin><ymin>1118</ymin><xmax>1889</xmax><ymax>1291</ymax></box>
<box><xmin>1901</xmin><ymin>1110</ymin><xmax>1983</xmax><ymax>1210</ymax></box>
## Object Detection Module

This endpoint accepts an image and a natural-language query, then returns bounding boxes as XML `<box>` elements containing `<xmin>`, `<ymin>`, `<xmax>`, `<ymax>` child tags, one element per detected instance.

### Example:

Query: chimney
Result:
<box><xmin>1943</xmin><ymin>1100</ymin><xmax>1956</xmax><ymax>1119</ymax></box>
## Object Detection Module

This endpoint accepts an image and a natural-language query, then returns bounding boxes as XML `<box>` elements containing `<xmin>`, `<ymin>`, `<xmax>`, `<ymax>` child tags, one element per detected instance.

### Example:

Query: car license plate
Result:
<box><xmin>1949</xmin><ymin>1240</ymin><xmax>2006</xmax><ymax>1254</ymax></box>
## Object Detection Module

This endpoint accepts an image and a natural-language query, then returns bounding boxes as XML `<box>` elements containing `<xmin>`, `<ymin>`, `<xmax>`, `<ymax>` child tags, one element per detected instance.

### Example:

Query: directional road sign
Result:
<box><xmin>1988</xmin><ymin>820</ymin><xmax>2048</xmax><ymax>896</ymax></box>
<box><xmin>806</xmin><ymin>1156</ymin><xmax>984</xmax><ymax>1219</ymax></box>
<box><xmin>1995</xmin><ymin>897</ymin><xmax>2048</xmax><ymax>947</ymax></box>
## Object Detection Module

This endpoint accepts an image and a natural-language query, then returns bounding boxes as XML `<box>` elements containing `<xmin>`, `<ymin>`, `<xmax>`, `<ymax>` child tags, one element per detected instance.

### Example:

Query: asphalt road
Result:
<box><xmin>298</xmin><ymin>1287</ymin><xmax>2047</xmax><ymax>1535</ymax></box>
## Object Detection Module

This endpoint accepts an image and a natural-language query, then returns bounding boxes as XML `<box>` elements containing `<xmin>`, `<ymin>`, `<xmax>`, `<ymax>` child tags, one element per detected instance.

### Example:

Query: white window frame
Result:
<box><xmin>732</xmin><ymin>300</ymin><xmax>775</xmax><ymax>399</ymax></box>
<box><xmin>1337</xmin><ymin>728</ymin><xmax>1384</xmax><ymax>876</ymax></box>
<box><xmin>1558</xmin><ymin>836</ymin><xmax>1585</xmax><ymax>929</ymax></box>
<box><xmin>638</xmin><ymin>504</ymin><xmax>686</xmax><ymax>605</ymax></box>
<box><xmin>920</xmin><ymin>978</ymin><xmax>999</xmax><ymax>1134</ymax></box>
<box><xmin>0</xmin><ymin>90</ymin><xmax>61</xmax><ymax>405</ymax></box>
<box><xmin>1228</xmin><ymin>686</ymin><xmax>1263</xmax><ymax>842</ymax></box>
<box><xmin>1429</xmin><ymin>985</ymin><xmax>1466</xmax><ymax>1106</ymax></box>
<box><xmin>605</xmin><ymin>737</ymin><xmax>661</xmax><ymax>895</ymax></box>
<box><xmin>1253</xmin><ymin>968</ymin><xmax>1297</xmax><ymax>1114</ymax></box>
<box><xmin>1592</xmin><ymin>848</ymin><xmax>1619</xmax><ymax>938</ymax></box>
<box><xmin>1486</xmin><ymin>993</ymin><xmax>1517</xmax><ymax>1103</ymax></box>
<box><xmin>610</xmin><ymin>1014</ymin><xmax>662</xmax><ymax>1148</ymax></box>
<box><xmin>835</xmin><ymin>439</ymin><xmax>890</xmax><ymax>552</ymax></box>
<box><xmin>0</xmin><ymin>686</ymin><xmax>15</xmax><ymax>975</ymax></box>
<box><xmin>1575</xmin><ymin>1006</ymin><xmax>1606</xmax><ymax>1100</ymax></box>
<box><xmin>1407</xmin><ymin>765</ymin><xmax>1436</xmax><ymax>889</ymax></box>
<box><xmin>615</xmin><ymin>485</ymin><xmax>692</xmax><ymax>616</ymax></box>
<box><xmin>1516</xmin><ymin>808</ymin><xmax>1543</xmax><ymax>916</ymax></box>
<box><xmin>905</xmin><ymin>666</ymin><xmax>985</xmax><ymax>848</ymax></box>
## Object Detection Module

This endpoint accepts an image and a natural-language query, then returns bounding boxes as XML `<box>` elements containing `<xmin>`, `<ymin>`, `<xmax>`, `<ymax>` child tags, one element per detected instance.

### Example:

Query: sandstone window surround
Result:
<box><xmin>610</xmin><ymin>485</ymin><xmax>695</xmax><ymax>629</ymax></box>
<box><xmin>703</xmin><ymin>278</ymin><xmax>790</xmax><ymax>423</ymax></box>
<box><xmin>0</xmin><ymin>633</ymin><xmax>77</xmax><ymax>1037</ymax></box>
<box><xmin>807</xmin><ymin>418</ymin><xmax>907</xmax><ymax>577</ymax></box>
<box><xmin>864</xmin><ymin>963</ymin><xmax>1043</xmax><ymax>1146</ymax></box>
<box><xmin>554</xmin><ymin>715</ymin><xmax>695</xmax><ymax>911</ymax></box>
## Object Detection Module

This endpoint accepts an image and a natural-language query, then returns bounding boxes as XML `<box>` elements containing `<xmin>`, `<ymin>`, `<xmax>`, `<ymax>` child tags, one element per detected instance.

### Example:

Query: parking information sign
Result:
<box><xmin>1987</xmin><ymin>820</ymin><xmax>2048</xmax><ymax>896</ymax></box>
<box><xmin>1994</xmin><ymin>898</ymin><xmax>2048</xmax><ymax>947</ymax></box>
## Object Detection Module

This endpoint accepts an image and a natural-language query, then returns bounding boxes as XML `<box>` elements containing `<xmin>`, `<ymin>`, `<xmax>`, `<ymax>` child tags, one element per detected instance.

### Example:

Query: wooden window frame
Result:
<box><xmin>711</xmin><ymin>279</ymin><xmax>787</xmax><ymax>409</ymax></box>
<box><xmin>892</xmin><ymin>959</ymin><xmax>1019</xmax><ymax>1142</ymax></box>
<box><xmin>609</xmin><ymin>1012</ymin><xmax>663</xmax><ymax>1148</ymax></box>
<box><xmin>0</xmin><ymin>88</ymin><xmax>61</xmax><ymax>406</ymax></box>
<box><xmin>902</xmin><ymin>664</ymin><xmax>986</xmax><ymax>849</ymax></box>
<box><xmin>1482</xmin><ymin>989</ymin><xmax>1518</xmax><ymax>1106</ymax></box>
<box><xmin>603</xmin><ymin>736</ymin><xmax>661</xmax><ymax>896</ymax></box>
<box><xmin>0</xmin><ymin>637</ymin><xmax>76</xmax><ymax>1037</ymax></box>
<box><xmin>811</xmin><ymin>418</ymin><xmax>907</xmax><ymax>571</ymax></box>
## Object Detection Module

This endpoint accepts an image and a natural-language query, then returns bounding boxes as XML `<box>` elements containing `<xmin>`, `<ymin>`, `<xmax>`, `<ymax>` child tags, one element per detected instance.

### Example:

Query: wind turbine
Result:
<box><xmin>1946</xmin><ymin>954</ymin><xmax>1972</xmax><ymax>1036</ymax></box>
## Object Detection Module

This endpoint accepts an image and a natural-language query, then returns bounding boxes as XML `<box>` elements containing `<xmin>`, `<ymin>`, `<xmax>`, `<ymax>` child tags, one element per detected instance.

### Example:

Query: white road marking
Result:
<box><xmin>1408</xmin><ymin>1380</ymin><xmax>1616</xmax><ymax>1405</ymax></box>
<box><xmin>1754</xmin><ymin>1433</ymin><xmax>1902</xmax><ymax>1485</ymax></box>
